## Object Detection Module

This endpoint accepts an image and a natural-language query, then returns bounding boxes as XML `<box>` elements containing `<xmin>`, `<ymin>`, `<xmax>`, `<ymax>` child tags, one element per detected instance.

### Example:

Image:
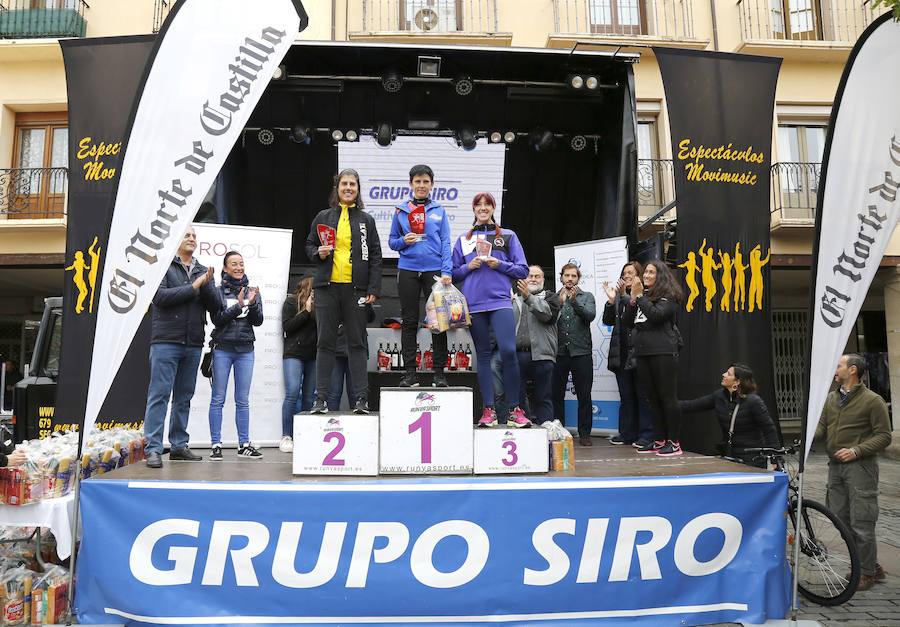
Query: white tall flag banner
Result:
<box><xmin>806</xmin><ymin>14</ymin><xmax>900</xmax><ymax>461</ymax></box>
<box><xmin>554</xmin><ymin>237</ymin><xmax>628</xmax><ymax>433</ymax></box>
<box><xmin>83</xmin><ymin>0</ymin><xmax>303</xmax><ymax>435</ymax></box>
<box><xmin>338</xmin><ymin>136</ymin><xmax>507</xmax><ymax>258</ymax></box>
<box><xmin>185</xmin><ymin>224</ymin><xmax>292</xmax><ymax>447</ymax></box>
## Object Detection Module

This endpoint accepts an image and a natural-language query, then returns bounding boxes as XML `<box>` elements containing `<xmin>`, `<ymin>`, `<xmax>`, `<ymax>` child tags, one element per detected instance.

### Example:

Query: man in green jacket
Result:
<box><xmin>815</xmin><ymin>353</ymin><xmax>892</xmax><ymax>590</ymax></box>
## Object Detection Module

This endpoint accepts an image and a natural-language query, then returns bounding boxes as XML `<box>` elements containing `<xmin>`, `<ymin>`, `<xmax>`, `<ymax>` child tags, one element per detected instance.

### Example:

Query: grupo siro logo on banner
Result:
<box><xmin>554</xmin><ymin>237</ymin><xmax>628</xmax><ymax>433</ymax></box>
<box><xmin>338</xmin><ymin>136</ymin><xmax>507</xmax><ymax>259</ymax></box>
<box><xmin>162</xmin><ymin>223</ymin><xmax>293</xmax><ymax>448</ymax></box>
<box><xmin>654</xmin><ymin>48</ymin><xmax>781</xmax><ymax>455</ymax></box>
<box><xmin>804</xmin><ymin>13</ymin><xmax>900</xmax><ymax>461</ymax></box>
<box><xmin>79</xmin><ymin>0</ymin><xmax>306</xmax><ymax>438</ymax></box>
<box><xmin>76</xmin><ymin>473</ymin><xmax>790</xmax><ymax>625</ymax></box>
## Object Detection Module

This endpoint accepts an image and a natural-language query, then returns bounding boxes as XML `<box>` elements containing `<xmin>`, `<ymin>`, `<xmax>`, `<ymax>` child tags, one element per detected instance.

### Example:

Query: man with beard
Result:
<box><xmin>512</xmin><ymin>266</ymin><xmax>561</xmax><ymax>425</ymax></box>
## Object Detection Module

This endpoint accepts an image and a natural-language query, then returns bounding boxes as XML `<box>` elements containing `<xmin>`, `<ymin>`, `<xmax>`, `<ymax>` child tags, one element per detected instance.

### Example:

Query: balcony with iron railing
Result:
<box><xmin>350</xmin><ymin>0</ymin><xmax>510</xmax><ymax>44</ymax></box>
<box><xmin>737</xmin><ymin>0</ymin><xmax>890</xmax><ymax>58</ymax></box>
<box><xmin>638</xmin><ymin>158</ymin><xmax>676</xmax><ymax>223</ymax></box>
<box><xmin>0</xmin><ymin>167</ymin><xmax>67</xmax><ymax>220</ymax></box>
<box><xmin>152</xmin><ymin>0</ymin><xmax>169</xmax><ymax>34</ymax></box>
<box><xmin>548</xmin><ymin>0</ymin><xmax>707</xmax><ymax>48</ymax></box>
<box><xmin>770</xmin><ymin>161</ymin><xmax>819</xmax><ymax>227</ymax></box>
<box><xmin>0</xmin><ymin>0</ymin><xmax>88</xmax><ymax>39</ymax></box>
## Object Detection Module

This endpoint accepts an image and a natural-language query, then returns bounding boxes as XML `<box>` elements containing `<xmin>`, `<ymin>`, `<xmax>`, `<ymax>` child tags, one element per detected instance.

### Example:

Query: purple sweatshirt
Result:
<box><xmin>451</xmin><ymin>225</ymin><xmax>529</xmax><ymax>313</ymax></box>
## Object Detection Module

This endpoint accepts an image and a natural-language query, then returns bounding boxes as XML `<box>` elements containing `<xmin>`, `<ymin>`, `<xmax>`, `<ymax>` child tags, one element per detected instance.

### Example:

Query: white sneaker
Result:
<box><xmin>279</xmin><ymin>436</ymin><xmax>293</xmax><ymax>453</ymax></box>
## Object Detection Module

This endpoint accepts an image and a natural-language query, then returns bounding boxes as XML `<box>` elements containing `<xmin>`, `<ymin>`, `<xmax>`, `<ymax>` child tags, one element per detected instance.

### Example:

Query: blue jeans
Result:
<box><xmin>209</xmin><ymin>348</ymin><xmax>254</xmax><ymax>446</ymax></box>
<box><xmin>518</xmin><ymin>354</ymin><xmax>554</xmax><ymax>424</ymax></box>
<box><xmin>469</xmin><ymin>309</ymin><xmax>519</xmax><ymax>409</ymax></box>
<box><xmin>327</xmin><ymin>356</ymin><xmax>353</xmax><ymax>410</ymax></box>
<box><xmin>282</xmin><ymin>358</ymin><xmax>316</xmax><ymax>437</ymax></box>
<box><xmin>144</xmin><ymin>343</ymin><xmax>202</xmax><ymax>454</ymax></box>
<box><xmin>614</xmin><ymin>369</ymin><xmax>654</xmax><ymax>443</ymax></box>
<box><xmin>490</xmin><ymin>348</ymin><xmax>508</xmax><ymax>417</ymax></box>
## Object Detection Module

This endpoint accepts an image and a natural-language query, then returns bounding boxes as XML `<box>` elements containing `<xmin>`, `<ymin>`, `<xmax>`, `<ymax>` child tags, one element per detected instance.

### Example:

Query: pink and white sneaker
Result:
<box><xmin>478</xmin><ymin>408</ymin><xmax>498</xmax><ymax>427</ymax></box>
<box><xmin>507</xmin><ymin>407</ymin><xmax>533</xmax><ymax>428</ymax></box>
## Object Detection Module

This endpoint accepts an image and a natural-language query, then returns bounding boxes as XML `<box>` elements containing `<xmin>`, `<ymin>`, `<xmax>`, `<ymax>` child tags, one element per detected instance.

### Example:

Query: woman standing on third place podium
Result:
<box><xmin>452</xmin><ymin>192</ymin><xmax>531</xmax><ymax>428</ymax></box>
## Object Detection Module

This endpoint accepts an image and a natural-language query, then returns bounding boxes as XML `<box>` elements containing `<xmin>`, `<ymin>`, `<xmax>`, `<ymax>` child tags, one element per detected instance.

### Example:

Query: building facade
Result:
<box><xmin>0</xmin><ymin>0</ymin><xmax>895</xmax><ymax>440</ymax></box>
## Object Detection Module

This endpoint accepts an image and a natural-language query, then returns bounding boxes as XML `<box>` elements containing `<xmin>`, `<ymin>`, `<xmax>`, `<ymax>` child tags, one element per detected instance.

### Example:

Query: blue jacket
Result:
<box><xmin>451</xmin><ymin>225</ymin><xmax>528</xmax><ymax>313</ymax></box>
<box><xmin>211</xmin><ymin>274</ymin><xmax>264</xmax><ymax>352</ymax></box>
<box><xmin>389</xmin><ymin>200</ymin><xmax>452</xmax><ymax>276</ymax></box>
<box><xmin>151</xmin><ymin>256</ymin><xmax>219</xmax><ymax>347</ymax></box>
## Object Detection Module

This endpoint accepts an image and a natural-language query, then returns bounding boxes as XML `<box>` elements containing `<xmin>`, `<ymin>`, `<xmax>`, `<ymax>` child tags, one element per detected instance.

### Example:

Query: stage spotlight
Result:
<box><xmin>529</xmin><ymin>128</ymin><xmax>554</xmax><ymax>152</ymax></box>
<box><xmin>375</xmin><ymin>122</ymin><xmax>394</xmax><ymax>147</ymax></box>
<box><xmin>331</xmin><ymin>129</ymin><xmax>344</xmax><ymax>142</ymax></box>
<box><xmin>382</xmin><ymin>69</ymin><xmax>403</xmax><ymax>93</ymax></box>
<box><xmin>503</xmin><ymin>131</ymin><xmax>516</xmax><ymax>144</ymax></box>
<box><xmin>272</xmin><ymin>64</ymin><xmax>287</xmax><ymax>81</ymax></box>
<box><xmin>417</xmin><ymin>55</ymin><xmax>441</xmax><ymax>78</ymax></box>
<box><xmin>290</xmin><ymin>123</ymin><xmax>312</xmax><ymax>144</ymax></box>
<box><xmin>453</xmin><ymin>75</ymin><xmax>474</xmax><ymax>96</ymax></box>
<box><xmin>585</xmin><ymin>76</ymin><xmax>599</xmax><ymax>90</ymax></box>
<box><xmin>570</xmin><ymin>135</ymin><xmax>587</xmax><ymax>151</ymax></box>
<box><xmin>489</xmin><ymin>131</ymin><xmax>502</xmax><ymax>143</ymax></box>
<box><xmin>456</xmin><ymin>126</ymin><xmax>477</xmax><ymax>150</ymax></box>
<box><xmin>345</xmin><ymin>130</ymin><xmax>359</xmax><ymax>142</ymax></box>
<box><xmin>257</xmin><ymin>128</ymin><xmax>275</xmax><ymax>146</ymax></box>
<box><xmin>568</xmin><ymin>74</ymin><xmax>584</xmax><ymax>89</ymax></box>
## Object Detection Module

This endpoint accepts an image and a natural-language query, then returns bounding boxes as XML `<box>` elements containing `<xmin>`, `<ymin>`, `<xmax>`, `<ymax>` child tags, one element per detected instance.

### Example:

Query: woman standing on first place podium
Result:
<box><xmin>452</xmin><ymin>192</ymin><xmax>531</xmax><ymax>429</ymax></box>
<box><xmin>305</xmin><ymin>168</ymin><xmax>382</xmax><ymax>415</ymax></box>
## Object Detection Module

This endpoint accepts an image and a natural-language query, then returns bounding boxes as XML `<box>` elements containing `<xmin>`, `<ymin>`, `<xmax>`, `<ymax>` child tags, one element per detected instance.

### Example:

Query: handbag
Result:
<box><xmin>200</xmin><ymin>345</ymin><xmax>215</xmax><ymax>378</ymax></box>
<box><xmin>716</xmin><ymin>402</ymin><xmax>741</xmax><ymax>457</ymax></box>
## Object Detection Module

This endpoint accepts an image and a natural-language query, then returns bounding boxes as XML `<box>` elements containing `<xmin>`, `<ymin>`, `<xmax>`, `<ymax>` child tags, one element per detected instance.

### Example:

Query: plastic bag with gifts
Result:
<box><xmin>425</xmin><ymin>278</ymin><xmax>471</xmax><ymax>333</ymax></box>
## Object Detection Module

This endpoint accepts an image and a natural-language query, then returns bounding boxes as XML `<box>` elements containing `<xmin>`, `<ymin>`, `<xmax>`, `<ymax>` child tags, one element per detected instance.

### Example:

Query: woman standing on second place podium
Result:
<box><xmin>452</xmin><ymin>192</ymin><xmax>531</xmax><ymax>429</ymax></box>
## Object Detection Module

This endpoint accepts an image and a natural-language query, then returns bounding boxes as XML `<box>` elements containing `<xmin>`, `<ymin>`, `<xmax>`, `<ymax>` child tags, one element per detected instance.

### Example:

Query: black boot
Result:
<box><xmin>353</xmin><ymin>396</ymin><xmax>369</xmax><ymax>414</ymax></box>
<box><xmin>398</xmin><ymin>370</ymin><xmax>418</xmax><ymax>388</ymax></box>
<box><xmin>432</xmin><ymin>369</ymin><xmax>449</xmax><ymax>387</ymax></box>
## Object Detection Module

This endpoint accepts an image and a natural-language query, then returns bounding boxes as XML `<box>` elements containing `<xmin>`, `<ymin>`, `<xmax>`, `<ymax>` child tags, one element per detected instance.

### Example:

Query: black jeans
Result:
<box><xmin>635</xmin><ymin>354</ymin><xmax>681</xmax><ymax>442</ymax></box>
<box><xmin>314</xmin><ymin>284</ymin><xmax>369</xmax><ymax>402</ymax></box>
<box><xmin>614</xmin><ymin>369</ymin><xmax>654</xmax><ymax>443</ymax></box>
<box><xmin>397</xmin><ymin>269</ymin><xmax>448</xmax><ymax>371</ymax></box>
<box><xmin>553</xmin><ymin>353</ymin><xmax>594</xmax><ymax>437</ymax></box>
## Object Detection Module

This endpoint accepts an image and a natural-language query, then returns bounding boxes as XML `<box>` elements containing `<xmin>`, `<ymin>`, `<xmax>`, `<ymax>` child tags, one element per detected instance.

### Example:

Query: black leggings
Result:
<box><xmin>635</xmin><ymin>354</ymin><xmax>681</xmax><ymax>442</ymax></box>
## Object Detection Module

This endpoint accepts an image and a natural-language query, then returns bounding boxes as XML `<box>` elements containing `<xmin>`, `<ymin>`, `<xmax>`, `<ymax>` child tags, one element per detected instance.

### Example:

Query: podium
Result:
<box><xmin>292</xmin><ymin>386</ymin><xmax>552</xmax><ymax>477</ymax></box>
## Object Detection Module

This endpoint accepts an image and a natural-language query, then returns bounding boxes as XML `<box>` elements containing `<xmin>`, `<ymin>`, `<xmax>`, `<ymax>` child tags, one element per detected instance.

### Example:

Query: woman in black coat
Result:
<box><xmin>680</xmin><ymin>363</ymin><xmax>781</xmax><ymax>468</ymax></box>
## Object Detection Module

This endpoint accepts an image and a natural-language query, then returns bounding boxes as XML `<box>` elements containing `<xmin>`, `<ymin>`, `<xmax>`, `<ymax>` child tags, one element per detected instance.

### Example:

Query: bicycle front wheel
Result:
<box><xmin>787</xmin><ymin>498</ymin><xmax>861</xmax><ymax>606</ymax></box>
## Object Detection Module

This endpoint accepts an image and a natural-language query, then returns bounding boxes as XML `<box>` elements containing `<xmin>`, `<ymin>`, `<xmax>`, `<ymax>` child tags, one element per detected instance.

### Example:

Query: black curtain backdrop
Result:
<box><xmin>55</xmin><ymin>37</ymin><xmax>154</xmax><ymax>435</ymax></box>
<box><xmin>655</xmin><ymin>48</ymin><xmax>781</xmax><ymax>454</ymax></box>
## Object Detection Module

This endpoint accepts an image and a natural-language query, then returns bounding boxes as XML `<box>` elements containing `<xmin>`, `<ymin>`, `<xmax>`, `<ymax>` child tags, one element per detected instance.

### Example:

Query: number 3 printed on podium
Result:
<box><xmin>502</xmin><ymin>441</ymin><xmax>518</xmax><ymax>466</ymax></box>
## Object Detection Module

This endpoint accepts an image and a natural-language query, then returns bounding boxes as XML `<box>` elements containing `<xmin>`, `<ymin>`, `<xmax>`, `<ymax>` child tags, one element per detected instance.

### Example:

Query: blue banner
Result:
<box><xmin>76</xmin><ymin>474</ymin><xmax>790</xmax><ymax>625</ymax></box>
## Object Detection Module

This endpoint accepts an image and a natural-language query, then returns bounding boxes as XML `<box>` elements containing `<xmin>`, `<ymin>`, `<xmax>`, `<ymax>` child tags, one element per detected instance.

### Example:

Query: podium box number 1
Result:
<box><xmin>379</xmin><ymin>388</ymin><xmax>474</xmax><ymax>474</ymax></box>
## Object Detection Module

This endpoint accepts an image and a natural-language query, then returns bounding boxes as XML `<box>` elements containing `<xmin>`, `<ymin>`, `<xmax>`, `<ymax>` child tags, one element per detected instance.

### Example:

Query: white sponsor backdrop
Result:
<box><xmin>554</xmin><ymin>237</ymin><xmax>628</xmax><ymax>434</ymax></box>
<box><xmin>805</xmin><ymin>16</ymin><xmax>900</xmax><ymax>460</ymax></box>
<box><xmin>161</xmin><ymin>223</ymin><xmax>292</xmax><ymax>448</ymax></box>
<box><xmin>338</xmin><ymin>136</ymin><xmax>506</xmax><ymax>258</ymax></box>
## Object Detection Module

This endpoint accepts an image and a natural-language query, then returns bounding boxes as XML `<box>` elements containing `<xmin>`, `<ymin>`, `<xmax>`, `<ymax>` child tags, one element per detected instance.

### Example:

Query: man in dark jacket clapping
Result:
<box><xmin>143</xmin><ymin>227</ymin><xmax>219</xmax><ymax>468</ymax></box>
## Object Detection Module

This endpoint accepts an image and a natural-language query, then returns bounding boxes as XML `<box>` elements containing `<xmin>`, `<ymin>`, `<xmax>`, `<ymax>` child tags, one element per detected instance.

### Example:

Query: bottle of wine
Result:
<box><xmin>448</xmin><ymin>343</ymin><xmax>457</xmax><ymax>371</ymax></box>
<box><xmin>391</xmin><ymin>342</ymin><xmax>400</xmax><ymax>370</ymax></box>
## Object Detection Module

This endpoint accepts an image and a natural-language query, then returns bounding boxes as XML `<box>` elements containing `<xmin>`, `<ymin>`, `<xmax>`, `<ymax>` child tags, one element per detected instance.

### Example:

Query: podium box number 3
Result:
<box><xmin>293</xmin><ymin>414</ymin><xmax>379</xmax><ymax>476</ymax></box>
<box><xmin>379</xmin><ymin>388</ymin><xmax>474</xmax><ymax>474</ymax></box>
<box><xmin>473</xmin><ymin>428</ymin><xmax>549</xmax><ymax>474</ymax></box>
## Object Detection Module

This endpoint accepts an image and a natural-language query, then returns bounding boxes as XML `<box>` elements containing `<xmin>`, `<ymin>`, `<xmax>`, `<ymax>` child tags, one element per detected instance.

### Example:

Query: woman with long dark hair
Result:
<box><xmin>208</xmin><ymin>251</ymin><xmax>264</xmax><ymax>460</ymax></box>
<box><xmin>624</xmin><ymin>260</ymin><xmax>684</xmax><ymax>456</ymax></box>
<box><xmin>680</xmin><ymin>363</ymin><xmax>780</xmax><ymax>468</ymax></box>
<box><xmin>602</xmin><ymin>260</ymin><xmax>654</xmax><ymax>448</ymax></box>
<box><xmin>452</xmin><ymin>192</ymin><xmax>531</xmax><ymax>428</ymax></box>
<box><xmin>304</xmin><ymin>168</ymin><xmax>382</xmax><ymax>414</ymax></box>
<box><xmin>280</xmin><ymin>275</ymin><xmax>316</xmax><ymax>452</ymax></box>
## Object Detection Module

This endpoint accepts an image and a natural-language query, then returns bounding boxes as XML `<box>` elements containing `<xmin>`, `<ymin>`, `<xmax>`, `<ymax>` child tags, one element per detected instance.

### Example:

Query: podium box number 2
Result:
<box><xmin>379</xmin><ymin>388</ymin><xmax>473</xmax><ymax>474</ymax></box>
<box><xmin>293</xmin><ymin>414</ymin><xmax>379</xmax><ymax>476</ymax></box>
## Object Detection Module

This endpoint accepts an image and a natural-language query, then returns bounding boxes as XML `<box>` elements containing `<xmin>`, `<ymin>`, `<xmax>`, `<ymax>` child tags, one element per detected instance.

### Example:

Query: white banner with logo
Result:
<box><xmin>167</xmin><ymin>223</ymin><xmax>293</xmax><ymax>447</ymax></box>
<box><xmin>554</xmin><ymin>237</ymin><xmax>629</xmax><ymax>433</ymax></box>
<box><xmin>81</xmin><ymin>0</ymin><xmax>302</xmax><ymax>436</ymax></box>
<box><xmin>805</xmin><ymin>14</ymin><xmax>900</xmax><ymax>461</ymax></box>
<box><xmin>337</xmin><ymin>136</ymin><xmax>506</xmax><ymax>258</ymax></box>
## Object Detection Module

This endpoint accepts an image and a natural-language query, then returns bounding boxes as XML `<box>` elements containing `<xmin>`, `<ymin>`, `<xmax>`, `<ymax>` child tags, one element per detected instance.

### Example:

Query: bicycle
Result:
<box><xmin>731</xmin><ymin>444</ymin><xmax>861</xmax><ymax>606</ymax></box>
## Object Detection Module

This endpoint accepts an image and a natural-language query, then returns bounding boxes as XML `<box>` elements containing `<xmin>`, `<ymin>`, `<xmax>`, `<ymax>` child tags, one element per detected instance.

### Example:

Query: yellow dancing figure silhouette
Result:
<box><xmin>698</xmin><ymin>238</ymin><xmax>720</xmax><ymax>312</ymax></box>
<box><xmin>748</xmin><ymin>244</ymin><xmax>770</xmax><ymax>313</ymax></box>
<box><xmin>733</xmin><ymin>242</ymin><xmax>748</xmax><ymax>312</ymax></box>
<box><xmin>718</xmin><ymin>250</ymin><xmax>734</xmax><ymax>313</ymax></box>
<box><xmin>678</xmin><ymin>251</ymin><xmax>701</xmax><ymax>312</ymax></box>
<box><xmin>65</xmin><ymin>251</ymin><xmax>91</xmax><ymax>314</ymax></box>
<box><xmin>87</xmin><ymin>236</ymin><xmax>100</xmax><ymax>313</ymax></box>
